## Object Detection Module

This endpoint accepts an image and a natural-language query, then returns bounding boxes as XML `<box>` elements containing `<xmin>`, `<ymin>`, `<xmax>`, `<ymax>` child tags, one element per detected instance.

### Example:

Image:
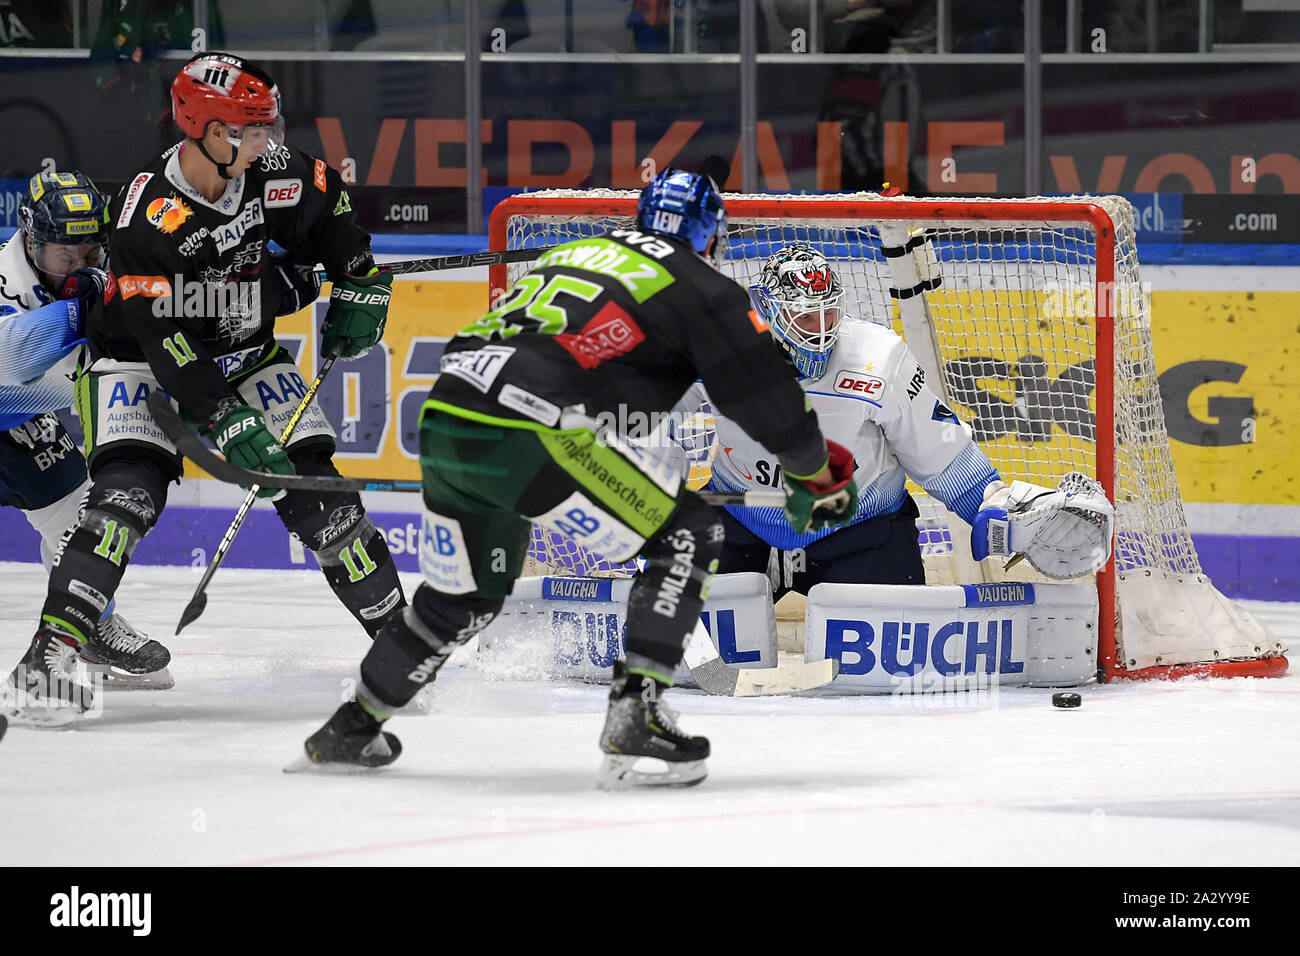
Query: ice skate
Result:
<box><xmin>81</xmin><ymin>614</ymin><xmax>174</xmax><ymax>690</ymax></box>
<box><xmin>285</xmin><ymin>701</ymin><xmax>402</xmax><ymax>773</ymax></box>
<box><xmin>1</xmin><ymin>626</ymin><xmax>98</xmax><ymax>728</ymax></box>
<box><xmin>597</xmin><ymin>662</ymin><xmax>709</xmax><ymax>789</ymax></box>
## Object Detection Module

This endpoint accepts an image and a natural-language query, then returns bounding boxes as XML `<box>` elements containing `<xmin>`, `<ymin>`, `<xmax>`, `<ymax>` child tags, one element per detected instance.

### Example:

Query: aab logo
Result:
<box><xmin>554</xmin><ymin>301</ymin><xmax>646</xmax><ymax>370</ymax></box>
<box><xmin>145</xmin><ymin>195</ymin><xmax>193</xmax><ymax>234</ymax></box>
<box><xmin>833</xmin><ymin>371</ymin><xmax>885</xmax><ymax>398</ymax></box>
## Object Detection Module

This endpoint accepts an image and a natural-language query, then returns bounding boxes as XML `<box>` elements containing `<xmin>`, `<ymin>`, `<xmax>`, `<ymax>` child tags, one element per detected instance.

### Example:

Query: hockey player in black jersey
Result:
<box><xmin>298</xmin><ymin>165</ymin><xmax>859</xmax><ymax>786</ymax></box>
<box><xmin>19</xmin><ymin>52</ymin><xmax>407</xmax><ymax>722</ymax></box>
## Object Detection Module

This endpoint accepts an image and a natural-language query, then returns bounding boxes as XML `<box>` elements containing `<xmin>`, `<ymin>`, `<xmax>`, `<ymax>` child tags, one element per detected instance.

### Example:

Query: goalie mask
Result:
<box><xmin>19</xmin><ymin>170</ymin><xmax>109</xmax><ymax>285</ymax></box>
<box><xmin>748</xmin><ymin>244</ymin><xmax>844</xmax><ymax>379</ymax></box>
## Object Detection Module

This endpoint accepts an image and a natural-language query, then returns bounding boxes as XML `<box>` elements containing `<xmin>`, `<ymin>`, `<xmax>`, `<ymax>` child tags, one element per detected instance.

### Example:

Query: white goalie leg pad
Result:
<box><xmin>804</xmin><ymin>581</ymin><xmax>1098</xmax><ymax>692</ymax></box>
<box><xmin>476</xmin><ymin>572</ymin><xmax>778</xmax><ymax>683</ymax></box>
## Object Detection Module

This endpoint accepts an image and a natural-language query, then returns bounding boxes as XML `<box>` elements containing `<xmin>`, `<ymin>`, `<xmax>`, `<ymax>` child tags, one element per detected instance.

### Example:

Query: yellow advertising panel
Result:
<box><xmin>204</xmin><ymin>280</ymin><xmax>1296</xmax><ymax>510</ymax></box>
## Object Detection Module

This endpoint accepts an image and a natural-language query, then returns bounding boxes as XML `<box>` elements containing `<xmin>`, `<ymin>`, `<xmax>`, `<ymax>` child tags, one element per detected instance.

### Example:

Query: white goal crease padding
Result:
<box><xmin>476</xmin><ymin>572</ymin><xmax>778</xmax><ymax>685</ymax></box>
<box><xmin>803</xmin><ymin>581</ymin><xmax>1098</xmax><ymax>692</ymax></box>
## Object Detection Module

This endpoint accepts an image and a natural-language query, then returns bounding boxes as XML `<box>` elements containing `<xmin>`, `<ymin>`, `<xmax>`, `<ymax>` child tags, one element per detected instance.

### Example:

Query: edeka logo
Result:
<box><xmin>554</xmin><ymin>300</ymin><xmax>646</xmax><ymax>370</ymax></box>
<box><xmin>553</xmin><ymin>610</ymin><xmax>624</xmax><ymax>668</ymax></box>
<box><xmin>825</xmin><ymin>618</ymin><xmax>1024</xmax><ymax>677</ymax></box>
<box><xmin>49</xmin><ymin>885</ymin><xmax>151</xmax><ymax>936</ymax></box>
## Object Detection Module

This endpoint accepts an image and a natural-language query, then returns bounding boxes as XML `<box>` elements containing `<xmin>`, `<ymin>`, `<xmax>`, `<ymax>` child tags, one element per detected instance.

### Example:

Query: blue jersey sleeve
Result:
<box><xmin>0</xmin><ymin>299</ymin><xmax>83</xmax><ymax>386</ymax></box>
<box><xmin>920</xmin><ymin>442</ymin><xmax>1000</xmax><ymax>526</ymax></box>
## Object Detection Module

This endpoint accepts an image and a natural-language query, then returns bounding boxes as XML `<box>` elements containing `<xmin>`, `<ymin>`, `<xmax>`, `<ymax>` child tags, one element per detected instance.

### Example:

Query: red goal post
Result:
<box><xmin>488</xmin><ymin>190</ymin><xmax>1288</xmax><ymax>683</ymax></box>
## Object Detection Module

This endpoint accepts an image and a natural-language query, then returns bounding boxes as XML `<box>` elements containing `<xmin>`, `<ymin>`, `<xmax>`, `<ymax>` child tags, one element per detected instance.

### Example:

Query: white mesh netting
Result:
<box><xmin>496</xmin><ymin>191</ymin><xmax>1285</xmax><ymax>675</ymax></box>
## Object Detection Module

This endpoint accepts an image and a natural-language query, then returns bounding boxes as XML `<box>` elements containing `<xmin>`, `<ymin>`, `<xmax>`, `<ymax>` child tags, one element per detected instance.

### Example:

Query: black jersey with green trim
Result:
<box><xmin>432</xmin><ymin>229</ymin><xmax>828</xmax><ymax>477</ymax></box>
<box><xmin>91</xmin><ymin>140</ymin><xmax>371</xmax><ymax>425</ymax></box>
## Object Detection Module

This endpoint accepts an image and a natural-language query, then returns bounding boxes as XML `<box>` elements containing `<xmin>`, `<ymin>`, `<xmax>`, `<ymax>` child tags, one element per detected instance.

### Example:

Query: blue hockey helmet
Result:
<box><xmin>19</xmin><ymin>170</ymin><xmax>110</xmax><ymax>281</ymax></box>
<box><xmin>635</xmin><ymin>167</ymin><xmax>727</xmax><ymax>256</ymax></box>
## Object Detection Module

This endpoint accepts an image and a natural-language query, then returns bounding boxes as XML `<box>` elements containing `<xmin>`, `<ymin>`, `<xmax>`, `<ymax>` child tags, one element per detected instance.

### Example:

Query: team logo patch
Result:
<box><xmin>833</xmin><ymin>371</ymin><xmax>885</xmax><ymax>399</ymax></box>
<box><xmin>314</xmin><ymin>159</ymin><xmax>327</xmax><ymax>192</ymax></box>
<box><xmin>146</xmin><ymin>195</ymin><xmax>194</xmax><ymax>234</ymax></box>
<box><xmin>932</xmin><ymin>400</ymin><xmax>960</xmax><ymax>424</ymax></box>
<box><xmin>263</xmin><ymin>178</ymin><xmax>302</xmax><ymax>208</ymax></box>
<box><xmin>554</xmin><ymin>301</ymin><xmax>646</xmax><ymax>370</ymax></box>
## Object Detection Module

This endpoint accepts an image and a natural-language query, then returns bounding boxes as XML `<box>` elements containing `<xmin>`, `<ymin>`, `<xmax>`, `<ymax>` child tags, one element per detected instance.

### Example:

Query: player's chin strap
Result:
<box><xmin>195</xmin><ymin>126</ymin><xmax>240</xmax><ymax>180</ymax></box>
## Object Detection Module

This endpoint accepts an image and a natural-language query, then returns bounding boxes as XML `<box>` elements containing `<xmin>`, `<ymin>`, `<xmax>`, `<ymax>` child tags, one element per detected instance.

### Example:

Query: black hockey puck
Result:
<box><xmin>1052</xmin><ymin>692</ymin><xmax>1082</xmax><ymax>709</ymax></box>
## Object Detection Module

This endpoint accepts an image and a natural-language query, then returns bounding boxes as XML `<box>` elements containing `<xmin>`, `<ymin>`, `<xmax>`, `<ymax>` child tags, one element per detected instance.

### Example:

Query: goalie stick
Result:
<box><xmin>312</xmin><ymin>245</ymin><xmax>555</xmax><ymax>283</ymax></box>
<box><xmin>682</xmin><ymin>621</ymin><xmax>840</xmax><ymax>697</ymax></box>
<box><xmin>147</xmin><ymin>392</ymin><xmax>784</xmax><ymax>506</ymax></box>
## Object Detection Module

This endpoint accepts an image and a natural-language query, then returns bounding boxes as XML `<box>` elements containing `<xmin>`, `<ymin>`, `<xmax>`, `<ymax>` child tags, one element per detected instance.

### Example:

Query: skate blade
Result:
<box><xmin>83</xmin><ymin>663</ymin><xmax>175</xmax><ymax>691</ymax></box>
<box><xmin>596</xmin><ymin>755</ymin><xmax>708</xmax><ymax>790</ymax></box>
<box><xmin>283</xmin><ymin>753</ymin><xmax>392</xmax><ymax>775</ymax></box>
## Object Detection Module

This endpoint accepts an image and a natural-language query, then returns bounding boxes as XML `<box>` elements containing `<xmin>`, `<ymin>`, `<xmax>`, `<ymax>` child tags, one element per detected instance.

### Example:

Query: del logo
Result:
<box><xmin>834</xmin><ymin>372</ymin><xmax>885</xmax><ymax>398</ymax></box>
<box><xmin>825</xmin><ymin>618</ymin><xmax>1024</xmax><ymax>677</ymax></box>
<box><xmin>263</xmin><ymin>178</ymin><xmax>302</xmax><ymax>207</ymax></box>
<box><xmin>554</xmin><ymin>301</ymin><xmax>646</xmax><ymax>369</ymax></box>
<box><xmin>145</xmin><ymin>195</ymin><xmax>193</xmax><ymax>234</ymax></box>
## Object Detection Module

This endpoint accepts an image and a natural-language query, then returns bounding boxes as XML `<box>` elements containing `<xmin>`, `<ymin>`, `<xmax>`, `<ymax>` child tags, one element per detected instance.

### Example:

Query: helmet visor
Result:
<box><xmin>225</xmin><ymin>116</ymin><xmax>285</xmax><ymax>154</ymax></box>
<box><xmin>28</xmin><ymin>238</ymin><xmax>104</xmax><ymax>280</ymax></box>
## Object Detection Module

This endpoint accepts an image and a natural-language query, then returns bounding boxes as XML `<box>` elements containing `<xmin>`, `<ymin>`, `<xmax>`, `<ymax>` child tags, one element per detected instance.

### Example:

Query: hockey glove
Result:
<box><xmin>972</xmin><ymin>472</ymin><xmax>1114</xmax><ymax>579</ymax></box>
<box><xmin>271</xmin><ymin>252</ymin><xmax>322</xmax><ymax>317</ymax></box>
<box><xmin>209</xmin><ymin>404</ymin><xmax>294</xmax><ymax>500</ymax></box>
<box><xmin>321</xmin><ymin>268</ymin><xmax>391</xmax><ymax>359</ymax></box>
<box><xmin>59</xmin><ymin>267</ymin><xmax>110</xmax><ymax>325</ymax></box>
<box><xmin>782</xmin><ymin>439</ymin><xmax>859</xmax><ymax>534</ymax></box>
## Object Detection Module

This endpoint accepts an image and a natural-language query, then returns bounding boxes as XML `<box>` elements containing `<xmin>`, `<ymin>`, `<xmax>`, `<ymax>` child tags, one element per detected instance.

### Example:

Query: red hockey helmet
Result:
<box><xmin>171</xmin><ymin>52</ymin><xmax>282</xmax><ymax>143</ymax></box>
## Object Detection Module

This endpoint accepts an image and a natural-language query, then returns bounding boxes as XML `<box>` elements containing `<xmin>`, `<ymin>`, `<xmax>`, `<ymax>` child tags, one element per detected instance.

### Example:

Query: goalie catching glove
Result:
<box><xmin>321</xmin><ymin>268</ymin><xmax>391</xmax><ymax>359</ymax></box>
<box><xmin>208</xmin><ymin>404</ymin><xmax>294</xmax><ymax>500</ymax></box>
<box><xmin>972</xmin><ymin>471</ymin><xmax>1114</xmax><ymax>579</ymax></box>
<box><xmin>783</xmin><ymin>439</ymin><xmax>858</xmax><ymax>534</ymax></box>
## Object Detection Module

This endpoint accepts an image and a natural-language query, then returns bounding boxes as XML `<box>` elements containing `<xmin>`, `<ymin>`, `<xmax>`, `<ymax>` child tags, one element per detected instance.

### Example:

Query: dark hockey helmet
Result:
<box><xmin>171</xmin><ymin>51</ymin><xmax>283</xmax><ymax>148</ymax></box>
<box><xmin>635</xmin><ymin>167</ymin><xmax>727</xmax><ymax>256</ymax></box>
<box><xmin>19</xmin><ymin>170</ymin><xmax>110</xmax><ymax>248</ymax></box>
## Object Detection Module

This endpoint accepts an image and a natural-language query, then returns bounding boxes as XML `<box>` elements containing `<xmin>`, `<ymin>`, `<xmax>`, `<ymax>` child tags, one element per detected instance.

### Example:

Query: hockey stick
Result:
<box><xmin>173</xmin><ymin>346</ymin><xmax>344</xmax><ymax>635</ymax></box>
<box><xmin>312</xmin><ymin>246</ymin><xmax>555</xmax><ymax>283</ymax></box>
<box><xmin>681</xmin><ymin>620</ymin><xmax>840</xmax><ymax>697</ymax></box>
<box><xmin>148</xmin><ymin>392</ymin><xmax>783</xmax><ymax>506</ymax></box>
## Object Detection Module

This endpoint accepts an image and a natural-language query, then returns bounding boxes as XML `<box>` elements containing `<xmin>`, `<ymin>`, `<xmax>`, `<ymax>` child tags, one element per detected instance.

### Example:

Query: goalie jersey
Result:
<box><xmin>682</xmin><ymin>318</ymin><xmax>1003</xmax><ymax>551</ymax></box>
<box><xmin>91</xmin><ymin>141</ymin><xmax>372</xmax><ymax>425</ymax></box>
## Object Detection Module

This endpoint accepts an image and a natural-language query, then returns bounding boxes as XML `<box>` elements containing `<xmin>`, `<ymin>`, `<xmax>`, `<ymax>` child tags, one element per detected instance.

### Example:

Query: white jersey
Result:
<box><xmin>0</xmin><ymin>233</ymin><xmax>83</xmax><ymax>430</ymax></box>
<box><xmin>682</xmin><ymin>318</ymin><xmax>1000</xmax><ymax>550</ymax></box>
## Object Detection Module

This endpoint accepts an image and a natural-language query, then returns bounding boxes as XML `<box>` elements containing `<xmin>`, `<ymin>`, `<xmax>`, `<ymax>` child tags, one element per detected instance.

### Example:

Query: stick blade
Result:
<box><xmin>732</xmin><ymin>658</ymin><xmax>840</xmax><ymax>697</ymax></box>
<box><xmin>175</xmin><ymin>593</ymin><xmax>207</xmax><ymax>635</ymax></box>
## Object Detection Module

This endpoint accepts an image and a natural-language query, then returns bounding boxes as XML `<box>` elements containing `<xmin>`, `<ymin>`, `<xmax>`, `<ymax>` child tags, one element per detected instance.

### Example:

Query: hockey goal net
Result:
<box><xmin>488</xmin><ymin>190</ymin><xmax>1287</xmax><ymax>683</ymax></box>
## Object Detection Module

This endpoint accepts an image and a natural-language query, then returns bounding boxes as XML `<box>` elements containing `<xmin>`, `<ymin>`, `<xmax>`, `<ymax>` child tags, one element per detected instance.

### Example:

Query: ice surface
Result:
<box><xmin>1</xmin><ymin>561</ymin><xmax>1296</xmax><ymax>866</ymax></box>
